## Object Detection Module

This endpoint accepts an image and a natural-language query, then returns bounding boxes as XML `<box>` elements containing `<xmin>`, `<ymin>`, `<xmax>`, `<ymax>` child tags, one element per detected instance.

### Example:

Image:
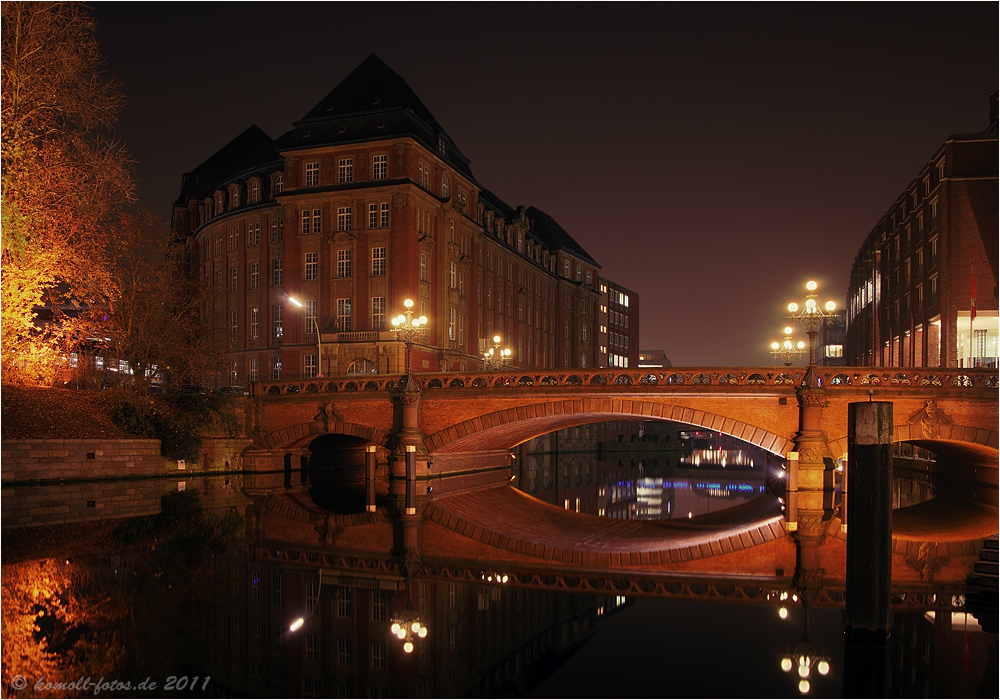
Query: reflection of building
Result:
<box><xmin>846</xmin><ymin>91</ymin><xmax>997</xmax><ymax>367</ymax></box>
<box><xmin>205</xmin><ymin>558</ymin><xmax>599</xmax><ymax>697</ymax></box>
<box><xmin>170</xmin><ymin>54</ymin><xmax>637</xmax><ymax>385</ymax></box>
<box><xmin>890</xmin><ymin>610</ymin><xmax>989</xmax><ymax>698</ymax></box>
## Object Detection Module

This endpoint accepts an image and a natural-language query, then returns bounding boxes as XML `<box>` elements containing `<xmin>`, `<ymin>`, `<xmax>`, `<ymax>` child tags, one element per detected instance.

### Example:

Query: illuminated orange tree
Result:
<box><xmin>1</xmin><ymin>2</ymin><xmax>133</xmax><ymax>385</ymax></box>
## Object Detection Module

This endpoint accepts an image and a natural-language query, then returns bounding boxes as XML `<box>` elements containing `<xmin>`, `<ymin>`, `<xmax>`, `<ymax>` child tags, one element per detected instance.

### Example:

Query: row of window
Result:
<box><xmin>219</xmin><ymin>247</ymin><xmax>389</xmax><ymax>292</ymax></box>
<box><xmin>305</xmin><ymin>154</ymin><xmax>387</xmax><ymax>187</ymax></box>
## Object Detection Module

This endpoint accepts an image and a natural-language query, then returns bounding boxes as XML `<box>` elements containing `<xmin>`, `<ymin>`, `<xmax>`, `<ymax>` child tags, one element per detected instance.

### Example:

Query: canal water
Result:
<box><xmin>1</xmin><ymin>443</ymin><xmax>994</xmax><ymax>698</ymax></box>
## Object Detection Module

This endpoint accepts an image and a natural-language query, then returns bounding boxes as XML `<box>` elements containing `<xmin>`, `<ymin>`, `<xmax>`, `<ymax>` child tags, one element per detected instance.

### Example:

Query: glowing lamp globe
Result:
<box><xmin>781</xmin><ymin>657</ymin><xmax>793</xmax><ymax>672</ymax></box>
<box><xmin>825</xmin><ymin>301</ymin><xmax>836</xmax><ymax>311</ymax></box>
<box><xmin>404</xmin><ymin>298</ymin><xmax>414</xmax><ymax>308</ymax></box>
<box><xmin>798</xmin><ymin>680</ymin><xmax>810</xmax><ymax>694</ymax></box>
<box><xmin>806</xmin><ymin>280</ymin><xmax>818</xmax><ymax>291</ymax></box>
<box><xmin>772</xmin><ymin>342</ymin><xmax>780</xmax><ymax>350</ymax></box>
<box><xmin>788</xmin><ymin>302</ymin><xmax>799</xmax><ymax>313</ymax></box>
<box><xmin>817</xmin><ymin>660</ymin><xmax>830</xmax><ymax>676</ymax></box>
<box><xmin>403</xmin><ymin>641</ymin><xmax>414</xmax><ymax>654</ymax></box>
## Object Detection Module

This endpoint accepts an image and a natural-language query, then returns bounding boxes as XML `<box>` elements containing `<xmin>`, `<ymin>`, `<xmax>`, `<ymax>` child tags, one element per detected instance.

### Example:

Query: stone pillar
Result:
<box><xmin>365</xmin><ymin>445</ymin><xmax>377</xmax><ymax>513</ymax></box>
<box><xmin>846</xmin><ymin>401</ymin><xmax>893</xmax><ymax>640</ymax></box>
<box><xmin>790</xmin><ymin>382</ymin><xmax>834</xmax><ymax>592</ymax></box>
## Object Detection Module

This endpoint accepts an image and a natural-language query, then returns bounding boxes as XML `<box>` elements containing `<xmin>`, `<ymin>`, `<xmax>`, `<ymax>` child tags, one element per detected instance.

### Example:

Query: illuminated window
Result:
<box><xmin>303</xmin><ymin>354</ymin><xmax>317</xmax><ymax>378</ymax></box>
<box><xmin>304</xmin><ymin>252</ymin><xmax>318</xmax><ymax>280</ymax></box>
<box><xmin>825</xmin><ymin>345</ymin><xmax>843</xmax><ymax>358</ymax></box>
<box><xmin>371</xmin><ymin>154</ymin><xmax>387</xmax><ymax>180</ymax></box>
<box><xmin>305</xmin><ymin>161</ymin><xmax>320</xmax><ymax>187</ymax></box>
<box><xmin>338</xmin><ymin>158</ymin><xmax>353</xmax><ymax>183</ymax></box>
<box><xmin>448</xmin><ymin>307</ymin><xmax>456</xmax><ymax>340</ymax></box>
<box><xmin>372</xmin><ymin>297</ymin><xmax>385</xmax><ymax>330</ymax></box>
<box><xmin>272</xmin><ymin>304</ymin><xmax>283</xmax><ymax>338</ymax></box>
<box><xmin>271</xmin><ymin>356</ymin><xmax>282</xmax><ymax>380</ymax></box>
<box><xmin>449</xmin><ymin>261</ymin><xmax>457</xmax><ymax>288</ymax></box>
<box><xmin>250</xmin><ymin>308</ymin><xmax>259</xmax><ymax>339</ymax></box>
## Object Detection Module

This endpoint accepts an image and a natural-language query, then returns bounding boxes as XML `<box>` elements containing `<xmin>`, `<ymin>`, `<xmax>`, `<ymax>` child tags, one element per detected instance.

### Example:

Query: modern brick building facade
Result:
<box><xmin>846</xmin><ymin>91</ymin><xmax>998</xmax><ymax>368</ymax></box>
<box><xmin>171</xmin><ymin>55</ymin><xmax>632</xmax><ymax>385</ymax></box>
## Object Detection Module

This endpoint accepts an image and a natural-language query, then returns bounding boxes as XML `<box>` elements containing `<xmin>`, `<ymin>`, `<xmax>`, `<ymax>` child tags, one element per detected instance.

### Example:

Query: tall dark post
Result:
<box><xmin>365</xmin><ymin>446</ymin><xmax>377</xmax><ymax>513</ymax></box>
<box><xmin>846</xmin><ymin>401</ymin><xmax>893</xmax><ymax>637</ymax></box>
<box><xmin>405</xmin><ymin>445</ymin><xmax>416</xmax><ymax>515</ymax></box>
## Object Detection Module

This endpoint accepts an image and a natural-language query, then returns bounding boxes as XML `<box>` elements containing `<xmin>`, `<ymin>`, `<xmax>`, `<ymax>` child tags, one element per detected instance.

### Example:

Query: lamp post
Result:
<box><xmin>390</xmin><ymin>299</ymin><xmax>427</xmax><ymax>382</ymax></box>
<box><xmin>288</xmin><ymin>296</ymin><xmax>323</xmax><ymax>378</ymax></box>
<box><xmin>483</xmin><ymin>334</ymin><xmax>511</xmax><ymax>370</ymax></box>
<box><xmin>771</xmin><ymin>327</ymin><xmax>807</xmax><ymax>366</ymax></box>
<box><xmin>786</xmin><ymin>281</ymin><xmax>837</xmax><ymax>370</ymax></box>
<box><xmin>390</xmin><ymin>606</ymin><xmax>428</xmax><ymax>655</ymax></box>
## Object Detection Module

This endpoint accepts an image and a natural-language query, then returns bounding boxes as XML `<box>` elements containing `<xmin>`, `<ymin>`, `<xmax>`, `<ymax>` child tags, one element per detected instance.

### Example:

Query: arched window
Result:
<box><xmin>274</xmin><ymin>174</ymin><xmax>284</xmax><ymax>195</ymax></box>
<box><xmin>251</xmin><ymin>181</ymin><xmax>260</xmax><ymax>203</ymax></box>
<box><xmin>347</xmin><ymin>358</ymin><xmax>378</xmax><ymax>375</ymax></box>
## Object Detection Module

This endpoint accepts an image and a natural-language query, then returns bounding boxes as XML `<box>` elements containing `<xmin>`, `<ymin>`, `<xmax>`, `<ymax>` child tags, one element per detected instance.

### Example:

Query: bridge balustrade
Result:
<box><xmin>250</xmin><ymin>367</ymin><xmax>999</xmax><ymax>396</ymax></box>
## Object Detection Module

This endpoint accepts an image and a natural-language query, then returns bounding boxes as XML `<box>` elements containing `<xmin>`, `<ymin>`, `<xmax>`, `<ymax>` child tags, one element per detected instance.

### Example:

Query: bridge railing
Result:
<box><xmin>251</xmin><ymin>367</ymin><xmax>999</xmax><ymax>396</ymax></box>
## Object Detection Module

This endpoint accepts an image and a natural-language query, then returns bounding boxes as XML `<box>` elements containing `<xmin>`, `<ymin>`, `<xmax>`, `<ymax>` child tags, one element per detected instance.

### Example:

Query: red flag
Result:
<box><xmin>970</xmin><ymin>265</ymin><xmax>976</xmax><ymax>322</ymax></box>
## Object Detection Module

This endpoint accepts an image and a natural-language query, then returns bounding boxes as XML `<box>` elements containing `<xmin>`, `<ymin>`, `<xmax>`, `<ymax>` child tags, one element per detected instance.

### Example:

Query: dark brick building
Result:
<box><xmin>846</xmin><ymin>91</ymin><xmax>998</xmax><ymax>368</ymax></box>
<box><xmin>171</xmin><ymin>55</ymin><xmax>633</xmax><ymax>385</ymax></box>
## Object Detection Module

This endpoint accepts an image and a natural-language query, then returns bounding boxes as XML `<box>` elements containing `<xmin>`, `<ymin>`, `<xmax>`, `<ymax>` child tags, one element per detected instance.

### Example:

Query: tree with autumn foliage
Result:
<box><xmin>1</xmin><ymin>2</ymin><xmax>133</xmax><ymax>385</ymax></box>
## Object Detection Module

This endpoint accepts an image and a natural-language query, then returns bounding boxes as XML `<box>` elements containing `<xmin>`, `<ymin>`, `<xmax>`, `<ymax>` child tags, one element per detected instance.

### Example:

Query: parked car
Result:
<box><xmin>217</xmin><ymin>386</ymin><xmax>250</xmax><ymax>396</ymax></box>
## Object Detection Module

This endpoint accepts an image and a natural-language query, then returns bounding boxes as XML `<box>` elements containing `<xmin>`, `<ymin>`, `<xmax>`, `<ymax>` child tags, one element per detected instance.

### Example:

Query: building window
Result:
<box><xmin>449</xmin><ymin>261</ymin><xmax>457</xmax><ymax>288</ymax></box>
<box><xmin>248</xmin><ymin>357</ymin><xmax>258</xmax><ymax>381</ymax></box>
<box><xmin>372</xmin><ymin>297</ymin><xmax>385</xmax><ymax>330</ymax></box>
<box><xmin>442</xmin><ymin>174</ymin><xmax>450</xmax><ymax>197</ymax></box>
<box><xmin>419</xmin><ymin>253</ymin><xmax>427</xmax><ymax>282</ymax></box>
<box><xmin>272</xmin><ymin>259</ymin><xmax>283</xmax><ymax>287</ymax></box>
<box><xmin>232</xmin><ymin>187</ymin><xmax>240</xmax><ymax>208</ymax></box>
<box><xmin>337</xmin><ymin>249</ymin><xmax>352</xmax><ymax>278</ymax></box>
<box><xmin>372</xmin><ymin>247</ymin><xmax>386</xmax><ymax>276</ymax></box>
<box><xmin>251</xmin><ymin>181</ymin><xmax>260</xmax><ymax>203</ymax></box>
<box><xmin>371</xmin><ymin>154</ymin><xmax>387</xmax><ymax>180</ymax></box>
<box><xmin>305</xmin><ymin>300</ymin><xmax>317</xmax><ymax>334</ymax></box>
<box><xmin>305</xmin><ymin>161</ymin><xmax>320</xmax><ymax>187</ymax></box>
<box><xmin>337</xmin><ymin>638</ymin><xmax>353</xmax><ymax>666</ymax></box>
<box><xmin>372</xmin><ymin>592</ymin><xmax>386</xmax><ymax>621</ymax></box>
<box><xmin>271</xmin><ymin>356</ymin><xmax>282</xmax><ymax>380</ymax></box>
<box><xmin>231</xmin><ymin>266</ymin><xmax>238</xmax><ymax>293</ymax></box>
<box><xmin>576</xmin><ymin>265</ymin><xmax>582</xmax><ymax>282</ymax></box>
<box><xmin>249</xmin><ymin>221</ymin><xmax>260</xmax><ymax>246</ymax></box>
<box><xmin>305</xmin><ymin>252</ymin><xmax>318</xmax><ymax>280</ymax></box>
<box><xmin>306</xmin><ymin>634</ymin><xmax>319</xmax><ymax>661</ymax></box>
<box><xmin>448</xmin><ymin>307</ymin><xmax>456</xmax><ymax>340</ymax></box>
<box><xmin>380</xmin><ymin>202</ymin><xmax>389</xmax><ymax>228</ymax></box>
<box><xmin>336</xmin><ymin>588</ymin><xmax>353</xmax><ymax>618</ymax></box>
<box><xmin>274</xmin><ymin>174</ymin><xmax>284</xmax><ymax>194</ymax></box>
<box><xmin>312</xmin><ymin>208</ymin><xmax>322</xmax><ymax>234</ymax></box>
<box><xmin>459</xmin><ymin>271</ymin><xmax>465</xmax><ymax>295</ymax></box>
<box><xmin>301</xmin><ymin>210</ymin><xmax>310</xmax><ymax>235</ymax></box>
<box><xmin>418</xmin><ymin>162</ymin><xmax>429</xmax><ymax>189</ymax></box>
<box><xmin>336</xmin><ymin>298</ymin><xmax>352</xmax><ymax>332</ymax></box>
<box><xmin>272</xmin><ymin>304</ymin><xmax>283</xmax><ymax>338</ymax></box>
<box><xmin>930</xmin><ymin>275</ymin><xmax>938</xmax><ymax>302</ymax></box>
<box><xmin>564</xmin><ymin>261</ymin><xmax>570</xmax><ymax>278</ymax></box>
<box><xmin>338</xmin><ymin>158</ymin><xmax>353</xmax><ymax>183</ymax></box>
<box><xmin>368</xmin><ymin>203</ymin><xmax>378</xmax><ymax>229</ymax></box>
<box><xmin>303</xmin><ymin>354</ymin><xmax>317</xmax><ymax>378</ymax></box>
<box><xmin>271</xmin><ymin>217</ymin><xmax>283</xmax><ymax>243</ymax></box>
<box><xmin>250</xmin><ymin>308</ymin><xmax>259</xmax><ymax>339</ymax></box>
<box><xmin>231</xmin><ymin>311</ymin><xmax>238</xmax><ymax>340</ymax></box>
<box><xmin>825</xmin><ymin>345</ymin><xmax>843</xmax><ymax>358</ymax></box>
<box><xmin>249</xmin><ymin>262</ymin><xmax>259</xmax><ymax>290</ymax></box>
<box><xmin>337</xmin><ymin>206</ymin><xmax>352</xmax><ymax>231</ymax></box>
<box><xmin>372</xmin><ymin>641</ymin><xmax>386</xmax><ymax>670</ymax></box>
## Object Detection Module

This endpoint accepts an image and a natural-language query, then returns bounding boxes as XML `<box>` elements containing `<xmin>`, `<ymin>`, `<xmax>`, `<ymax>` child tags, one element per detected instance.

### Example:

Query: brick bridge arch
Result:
<box><xmin>423</xmin><ymin>398</ymin><xmax>792</xmax><ymax>455</ymax></box>
<box><xmin>261</xmin><ymin>419</ymin><xmax>391</xmax><ymax>451</ymax></box>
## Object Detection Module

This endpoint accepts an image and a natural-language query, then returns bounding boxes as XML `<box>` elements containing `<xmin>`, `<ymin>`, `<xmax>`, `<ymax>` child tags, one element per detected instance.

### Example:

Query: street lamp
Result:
<box><xmin>288</xmin><ymin>296</ymin><xmax>323</xmax><ymax>378</ymax></box>
<box><xmin>786</xmin><ymin>281</ymin><xmax>837</xmax><ymax>369</ymax></box>
<box><xmin>390</xmin><ymin>299</ymin><xmax>427</xmax><ymax>381</ymax></box>
<box><xmin>779</xmin><ymin>604</ymin><xmax>831</xmax><ymax>695</ymax></box>
<box><xmin>390</xmin><ymin>607</ymin><xmax>428</xmax><ymax>654</ymax></box>
<box><xmin>771</xmin><ymin>326</ymin><xmax>807</xmax><ymax>366</ymax></box>
<box><xmin>483</xmin><ymin>334</ymin><xmax>511</xmax><ymax>370</ymax></box>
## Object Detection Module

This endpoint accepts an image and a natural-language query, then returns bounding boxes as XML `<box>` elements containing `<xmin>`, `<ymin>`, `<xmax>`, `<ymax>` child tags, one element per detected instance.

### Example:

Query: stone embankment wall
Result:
<box><xmin>1</xmin><ymin>438</ymin><xmax>253</xmax><ymax>528</ymax></box>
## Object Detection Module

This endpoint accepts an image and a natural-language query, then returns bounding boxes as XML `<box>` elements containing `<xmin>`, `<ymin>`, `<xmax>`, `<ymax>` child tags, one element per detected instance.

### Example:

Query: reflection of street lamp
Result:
<box><xmin>288</xmin><ymin>296</ymin><xmax>323</xmax><ymax>378</ymax></box>
<box><xmin>390</xmin><ymin>607</ymin><xmax>428</xmax><ymax>654</ymax></box>
<box><xmin>779</xmin><ymin>603</ymin><xmax>831</xmax><ymax>695</ymax></box>
<box><xmin>786</xmin><ymin>281</ymin><xmax>837</xmax><ymax>369</ymax></box>
<box><xmin>483</xmin><ymin>334</ymin><xmax>511</xmax><ymax>370</ymax></box>
<box><xmin>390</xmin><ymin>299</ymin><xmax>427</xmax><ymax>381</ymax></box>
<box><xmin>771</xmin><ymin>326</ymin><xmax>806</xmax><ymax>366</ymax></box>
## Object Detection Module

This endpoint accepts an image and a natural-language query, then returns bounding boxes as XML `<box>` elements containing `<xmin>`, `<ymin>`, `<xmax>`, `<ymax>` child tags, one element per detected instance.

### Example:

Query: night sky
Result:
<box><xmin>92</xmin><ymin>3</ymin><xmax>997</xmax><ymax>367</ymax></box>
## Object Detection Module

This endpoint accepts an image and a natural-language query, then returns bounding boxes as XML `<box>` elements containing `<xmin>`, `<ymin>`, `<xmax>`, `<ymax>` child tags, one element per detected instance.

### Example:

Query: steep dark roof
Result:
<box><xmin>526</xmin><ymin>206</ymin><xmax>599</xmax><ymax>267</ymax></box>
<box><xmin>283</xmin><ymin>54</ymin><xmax>475</xmax><ymax>180</ymax></box>
<box><xmin>173</xmin><ymin>125</ymin><xmax>274</xmax><ymax>206</ymax></box>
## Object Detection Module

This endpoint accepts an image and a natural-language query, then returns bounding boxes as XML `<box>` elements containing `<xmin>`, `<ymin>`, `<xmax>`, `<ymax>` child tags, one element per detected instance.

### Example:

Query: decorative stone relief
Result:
<box><xmin>908</xmin><ymin>400</ymin><xmax>953</xmax><ymax>439</ymax></box>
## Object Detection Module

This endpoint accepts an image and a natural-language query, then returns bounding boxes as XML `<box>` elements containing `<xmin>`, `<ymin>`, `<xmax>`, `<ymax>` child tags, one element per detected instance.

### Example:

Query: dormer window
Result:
<box><xmin>231</xmin><ymin>186</ymin><xmax>240</xmax><ymax>208</ymax></box>
<box><xmin>437</xmin><ymin>136</ymin><xmax>447</xmax><ymax>156</ymax></box>
<box><xmin>251</xmin><ymin>181</ymin><xmax>260</xmax><ymax>204</ymax></box>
